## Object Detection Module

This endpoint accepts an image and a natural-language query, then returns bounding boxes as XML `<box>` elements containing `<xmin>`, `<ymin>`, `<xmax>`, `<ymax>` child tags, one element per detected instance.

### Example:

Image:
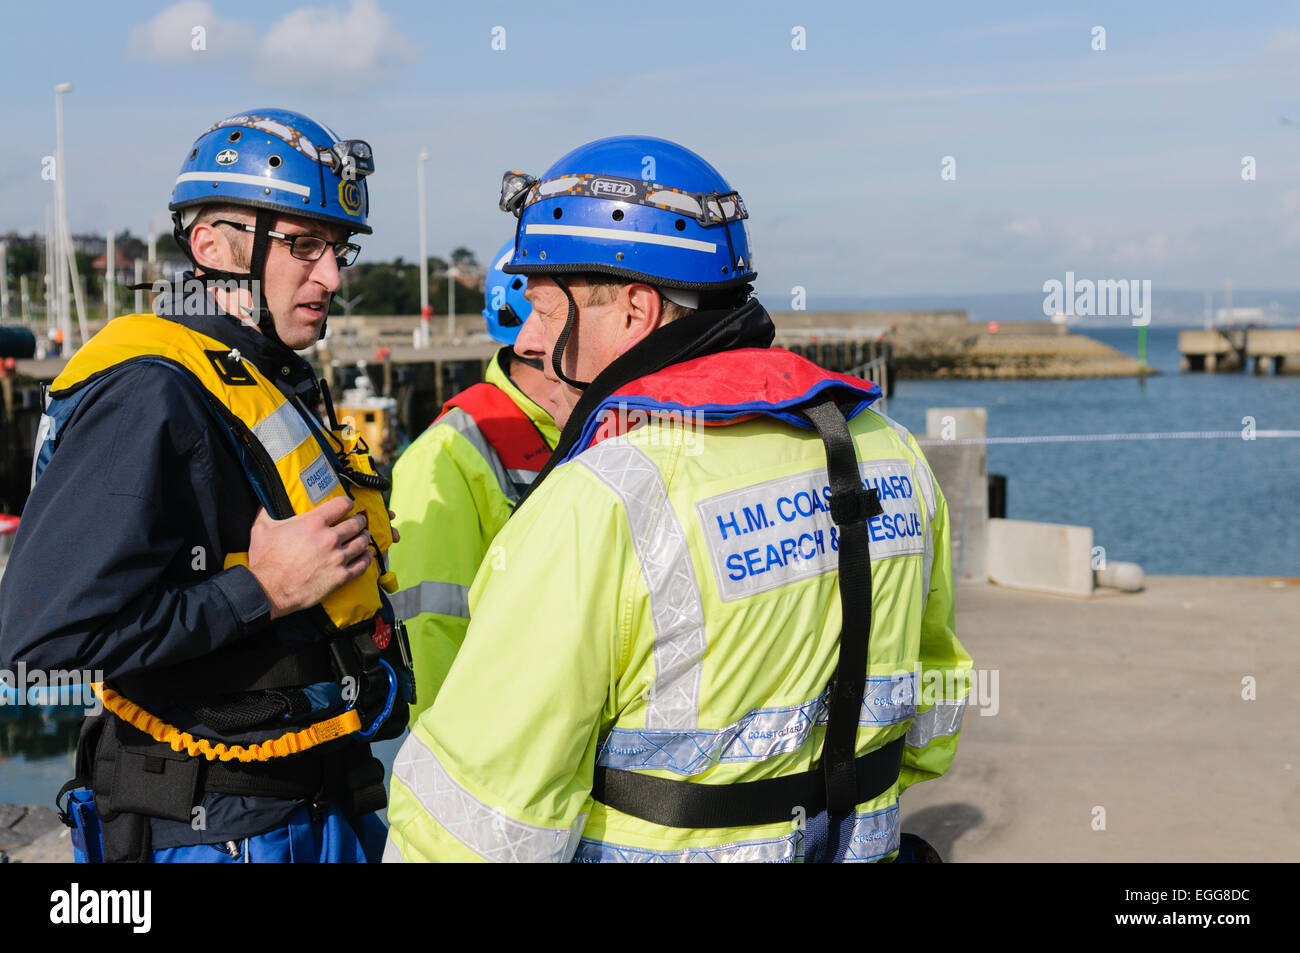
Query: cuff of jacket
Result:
<box><xmin>213</xmin><ymin>564</ymin><xmax>273</xmax><ymax>631</ymax></box>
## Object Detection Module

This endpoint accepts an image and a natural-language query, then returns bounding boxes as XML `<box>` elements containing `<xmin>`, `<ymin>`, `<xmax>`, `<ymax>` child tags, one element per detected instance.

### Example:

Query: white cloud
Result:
<box><xmin>126</xmin><ymin>0</ymin><xmax>416</xmax><ymax>87</ymax></box>
<box><xmin>258</xmin><ymin>0</ymin><xmax>417</xmax><ymax>90</ymax></box>
<box><xmin>127</xmin><ymin>1</ymin><xmax>255</xmax><ymax>63</ymax></box>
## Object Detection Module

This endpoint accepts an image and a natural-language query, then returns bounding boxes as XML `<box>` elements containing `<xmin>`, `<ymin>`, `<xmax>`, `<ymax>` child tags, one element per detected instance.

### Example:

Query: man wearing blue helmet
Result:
<box><xmin>0</xmin><ymin>109</ymin><xmax>414</xmax><ymax>863</ymax></box>
<box><xmin>386</xmin><ymin>239</ymin><xmax>563</xmax><ymax>716</ymax></box>
<box><xmin>385</xmin><ymin>136</ymin><xmax>969</xmax><ymax>863</ymax></box>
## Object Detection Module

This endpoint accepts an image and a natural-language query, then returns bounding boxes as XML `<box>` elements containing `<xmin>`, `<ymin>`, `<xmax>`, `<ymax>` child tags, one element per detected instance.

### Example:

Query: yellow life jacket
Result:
<box><xmin>45</xmin><ymin>312</ymin><xmax>412</xmax><ymax>762</ymax></box>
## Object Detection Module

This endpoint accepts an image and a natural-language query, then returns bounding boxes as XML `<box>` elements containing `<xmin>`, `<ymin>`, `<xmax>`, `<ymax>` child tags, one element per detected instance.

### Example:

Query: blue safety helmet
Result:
<box><xmin>481</xmin><ymin>240</ymin><xmax>531</xmax><ymax>345</ymax></box>
<box><xmin>169</xmin><ymin>108</ymin><xmax>373</xmax><ymax>234</ymax></box>
<box><xmin>167</xmin><ymin>108</ymin><xmax>374</xmax><ymax>344</ymax></box>
<box><xmin>498</xmin><ymin>135</ymin><xmax>755</xmax><ymax>291</ymax></box>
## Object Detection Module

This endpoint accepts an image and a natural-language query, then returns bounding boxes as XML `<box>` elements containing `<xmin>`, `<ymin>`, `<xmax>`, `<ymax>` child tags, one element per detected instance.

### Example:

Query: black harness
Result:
<box><xmin>588</xmin><ymin>394</ymin><xmax>899</xmax><ymax>849</ymax></box>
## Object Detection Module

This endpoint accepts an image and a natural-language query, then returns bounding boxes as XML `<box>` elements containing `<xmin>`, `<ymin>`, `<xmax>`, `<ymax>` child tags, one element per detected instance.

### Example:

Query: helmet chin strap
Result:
<box><xmin>550</xmin><ymin>276</ymin><xmax>591</xmax><ymax>390</ymax></box>
<box><xmin>178</xmin><ymin>208</ymin><xmax>291</xmax><ymax>350</ymax></box>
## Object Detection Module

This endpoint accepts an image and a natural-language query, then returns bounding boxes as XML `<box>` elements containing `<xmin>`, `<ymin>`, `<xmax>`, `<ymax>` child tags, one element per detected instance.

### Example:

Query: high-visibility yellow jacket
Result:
<box><xmin>387</xmin><ymin>350</ymin><xmax>560</xmax><ymax>716</ymax></box>
<box><xmin>385</xmin><ymin>348</ymin><xmax>971</xmax><ymax>863</ymax></box>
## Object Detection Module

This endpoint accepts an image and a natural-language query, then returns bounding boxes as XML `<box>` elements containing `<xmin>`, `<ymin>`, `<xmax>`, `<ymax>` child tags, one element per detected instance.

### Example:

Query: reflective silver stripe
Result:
<box><xmin>174</xmin><ymin>170</ymin><xmax>312</xmax><ymax>197</ymax></box>
<box><xmin>906</xmin><ymin>699</ymin><xmax>966</xmax><ymax>748</ymax></box>
<box><xmin>863</xmin><ymin>409</ymin><xmax>936</xmax><ymax>606</ymax></box>
<box><xmin>870</xmin><ymin>408</ymin><xmax>913</xmax><ymax>449</ymax></box>
<box><xmin>842</xmin><ymin>805</ymin><xmax>901</xmax><ymax>862</ymax></box>
<box><xmin>389</xmin><ymin>581</ymin><xmax>471</xmax><ymax>620</ymax></box>
<box><xmin>598</xmin><ymin>672</ymin><xmax>917</xmax><ymax>776</ymax></box>
<box><xmin>579</xmin><ymin>440</ymin><xmax>705</xmax><ymax>731</ymax></box>
<box><xmin>252</xmin><ymin>400</ymin><xmax>312</xmax><ymax>461</ymax></box>
<box><xmin>30</xmin><ymin>414</ymin><xmax>51</xmax><ymax>488</ymax></box>
<box><xmin>526</xmin><ymin>222</ymin><xmax>715</xmax><ymax>254</ymax></box>
<box><xmin>506</xmin><ymin>467</ymin><xmax>540</xmax><ymax>487</ymax></box>
<box><xmin>381</xmin><ymin>837</ymin><xmax>405</xmax><ymax>863</ymax></box>
<box><xmin>574</xmin><ymin>806</ymin><xmax>899</xmax><ymax>863</ymax></box>
<box><xmin>440</xmin><ymin>407</ymin><xmax>518</xmax><ymax>503</ymax></box>
<box><xmin>575</xmin><ymin>832</ymin><xmax>797</xmax><ymax>863</ymax></box>
<box><xmin>912</xmin><ymin>452</ymin><xmax>936</xmax><ymax>516</ymax></box>
<box><xmin>912</xmin><ymin>459</ymin><xmax>937</xmax><ymax>607</ymax></box>
<box><xmin>393</xmin><ymin>731</ymin><xmax>585</xmax><ymax>862</ymax></box>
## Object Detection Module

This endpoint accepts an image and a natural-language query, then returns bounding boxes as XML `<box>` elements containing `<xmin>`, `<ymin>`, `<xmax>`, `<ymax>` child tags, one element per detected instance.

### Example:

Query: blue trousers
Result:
<box><xmin>150</xmin><ymin>806</ymin><xmax>387</xmax><ymax>863</ymax></box>
<box><xmin>68</xmin><ymin>789</ymin><xmax>386</xmax><ymax>864</ymax></box>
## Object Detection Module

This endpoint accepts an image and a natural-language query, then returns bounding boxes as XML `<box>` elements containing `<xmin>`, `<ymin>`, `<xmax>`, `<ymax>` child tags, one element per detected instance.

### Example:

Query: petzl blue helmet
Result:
<box><xmin>498</xmin><ymin>135</ymin><xmax>755</xmax><ymax>291</ymax></box>
<box><xmin>169</xmin><ymin>108</ymin><xmax>373</xmax><ymax>234</ymax></box>
<box><xmin>482</xmin><ymin>239</ymin><xmax>531</xmax><ymax>345</ymax></box>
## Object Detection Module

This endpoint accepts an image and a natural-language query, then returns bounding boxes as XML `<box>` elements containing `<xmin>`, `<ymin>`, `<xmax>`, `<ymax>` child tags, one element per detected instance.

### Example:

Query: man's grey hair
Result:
<box><xmin>575</xmin><ymin>274</ymin><xmax>697</xmax><ymax>324</ymax></box>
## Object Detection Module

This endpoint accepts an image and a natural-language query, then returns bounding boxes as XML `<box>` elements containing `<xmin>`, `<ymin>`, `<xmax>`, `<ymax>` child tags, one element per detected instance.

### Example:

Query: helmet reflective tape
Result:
<box><xmin>175</xmin><ymin>171</ymin><xmax>311</xmax><ymax>197</ymax></box>
<box><xmin>525</xmin><ymin>223</ymin><xmax>715</xmax><ymax>254</ymax></box>
<box><xmin>509</xmin><ymin>171</ymin><xmax>749</xmax><ymax>227</ymax></box>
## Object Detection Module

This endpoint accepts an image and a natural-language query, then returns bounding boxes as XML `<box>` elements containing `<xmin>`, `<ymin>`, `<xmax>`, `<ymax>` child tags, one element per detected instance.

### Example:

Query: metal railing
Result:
<box><xmin>846</xmin><ymin>354</ymin><xmax>889</xmax><ymax>414</ymax></box>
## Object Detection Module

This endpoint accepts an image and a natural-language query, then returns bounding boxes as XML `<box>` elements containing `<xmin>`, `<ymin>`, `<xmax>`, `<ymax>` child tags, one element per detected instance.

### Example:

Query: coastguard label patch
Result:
<box><xmin>339</xmin><ymin>179</ymin><xmax>363</xmax><ymax>216</ymax></box>
<box><xmin>300</xmin><ymin>452</ymin><xmax>340</xmax><ymax>504</ymax></box>
<box><xmin>696</xmin><ymin>459</ymin><xmax>924</xmax><ymax>602</ymax></box>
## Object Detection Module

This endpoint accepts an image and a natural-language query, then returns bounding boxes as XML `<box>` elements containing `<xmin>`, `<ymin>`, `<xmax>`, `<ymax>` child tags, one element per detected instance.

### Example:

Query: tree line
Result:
<box><xmin>1</xmin><ymin>235</ymin><xmax>485</xmax><ymax>319</ymax></box>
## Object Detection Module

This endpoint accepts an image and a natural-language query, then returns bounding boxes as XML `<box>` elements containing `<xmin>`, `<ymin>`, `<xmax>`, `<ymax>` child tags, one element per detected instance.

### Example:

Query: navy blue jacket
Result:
<box><xmin>0</xmin><ymin>290</ymin><xmax>343</xmax><ymax>847</ymax></box>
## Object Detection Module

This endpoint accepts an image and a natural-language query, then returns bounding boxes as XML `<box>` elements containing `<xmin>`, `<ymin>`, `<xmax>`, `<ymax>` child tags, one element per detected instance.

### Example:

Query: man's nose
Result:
<box><xmin>310</xmin><ymin>250</ymin><xmax>342</xmax><ymax>293</ymax></box>
<box><xmin>513</xmin><ymin>311</ymin><xmax>547</xmax><ymax>363</ymax></box>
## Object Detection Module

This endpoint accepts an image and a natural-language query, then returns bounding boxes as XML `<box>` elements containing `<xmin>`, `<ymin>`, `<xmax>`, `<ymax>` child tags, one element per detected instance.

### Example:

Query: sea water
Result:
<box><xmin>886</xmin><ymin>326</ymin><xmax>1300</xmax><ymax>576</ymax></box>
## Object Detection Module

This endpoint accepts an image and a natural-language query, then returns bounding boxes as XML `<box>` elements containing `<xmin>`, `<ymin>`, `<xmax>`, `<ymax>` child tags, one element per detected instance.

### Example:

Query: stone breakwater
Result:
<box><xmin>891</xmin><ymin>330</ymin><xmax>1147</xmax><ymax>380</ymax></box>
<box><xmin>768</xmin><ymin>312</ymin><xmax>1146</xmax><ymax>380</ymax></box>
<box><xmin>0</xmin><ymin>803</ymin><xmax>68</xmax><ymax>863</ymax></box>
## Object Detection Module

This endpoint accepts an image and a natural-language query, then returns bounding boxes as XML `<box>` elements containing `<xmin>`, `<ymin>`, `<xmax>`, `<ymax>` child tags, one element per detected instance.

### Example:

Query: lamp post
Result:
<box><xmin>105</xmin><ymin>230</ymin><xmax>116</xmax><ymax>319</ymax></box>
<box><xmin>417</xmin><ymin>149</ymin><xmax>430</xmax><ymax>344</ymax></box>
<box><xmin>0</xmin><ymin>240</ymin><xmax>8</xmax><ymax>322</ymax></box>
<box><xmin>447</xmin><ymin>262</ymin><xmax>457</xmax><ymax>339</ymax></box>
<box><xmin>54</xmin><ymin>83</ymin><xmax>72</xmax><ymax>346</ymax></box>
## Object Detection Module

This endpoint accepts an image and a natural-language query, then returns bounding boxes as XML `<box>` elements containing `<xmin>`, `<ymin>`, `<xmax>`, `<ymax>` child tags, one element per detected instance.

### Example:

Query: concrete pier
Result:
<box><xmin>900</xmin><ymin>575</ymin><xmax>1300</xmax><ymax>862</ymax></box>
<box><xmin>1179</xmin><ymin>327</ymin><xmax>1300</xmax><ymax>374</ymax></box>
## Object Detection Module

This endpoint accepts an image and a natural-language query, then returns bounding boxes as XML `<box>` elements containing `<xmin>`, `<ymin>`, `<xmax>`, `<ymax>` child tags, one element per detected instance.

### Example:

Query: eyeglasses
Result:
<box><xmin>213</xmin><ymin>220</ymin><xmax>362</xmax><ymax>267</ymax></box>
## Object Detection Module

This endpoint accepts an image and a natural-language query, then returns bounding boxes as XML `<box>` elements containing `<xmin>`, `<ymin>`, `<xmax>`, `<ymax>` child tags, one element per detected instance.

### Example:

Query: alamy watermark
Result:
<box><xmin>1042</xmin><ymin>271</ymin><xmax>1151</xmax><ymax>326</ymax></box>
<box><xmin>592</xmin><ymin>402</ymin><xmax>707</xmax><ymax>456</ymax></box>
<box><xmin>905</xmin><ymin>664</ymin><xmax>999</xmax><ymax>717</ymax></box>
<box><xmin>150</xmin><ymin>276</ymin><xmax>262</xmax><ymax>318</ymax></box>
<box><xmin>0</xmin><ymin>663</ymin><xmax>103</xmax><ymax>714</ymax></box>
<box><xmin>50</xmin><ymin>883</ymin><xmax>151</xmax><ymax>933</ymax></box>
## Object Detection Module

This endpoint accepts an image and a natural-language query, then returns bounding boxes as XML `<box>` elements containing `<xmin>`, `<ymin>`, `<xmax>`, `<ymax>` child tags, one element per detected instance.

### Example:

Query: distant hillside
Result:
<box><xmin>807</xmin><ymin>290</ymin><xmax>1300</xmax><ymax>326</ymax></box>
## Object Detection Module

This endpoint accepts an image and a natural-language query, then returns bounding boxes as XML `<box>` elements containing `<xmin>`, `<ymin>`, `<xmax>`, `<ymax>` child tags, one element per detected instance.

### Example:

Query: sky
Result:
<box><xmin>3</xmin><ymin>0</ymin><xmax>1300</xmax><ymax>308</ymax></box>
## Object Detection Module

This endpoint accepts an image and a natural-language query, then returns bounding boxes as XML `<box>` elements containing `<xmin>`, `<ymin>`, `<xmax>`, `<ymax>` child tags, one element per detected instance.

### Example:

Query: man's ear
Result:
<box><xmin>615</xmin><ymin>282</ymin><xmax>664</xmax><ymax>356</ymax></box>
<box><xmin>189</xmin><ymin>221</ymin><xmax>229</xmax><ymax>272</ymax></box>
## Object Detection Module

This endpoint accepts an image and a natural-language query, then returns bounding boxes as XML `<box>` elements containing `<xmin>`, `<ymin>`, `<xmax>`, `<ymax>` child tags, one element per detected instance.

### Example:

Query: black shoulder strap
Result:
<box><xmin>803</xmin><ymin>396</ymin><xmax>882</xmax><ymax>818</ymax></box>
<box><xmin>589</xmin><ymin>395</ymin><xmax>888</xmax><ymax>834</ymax></box>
